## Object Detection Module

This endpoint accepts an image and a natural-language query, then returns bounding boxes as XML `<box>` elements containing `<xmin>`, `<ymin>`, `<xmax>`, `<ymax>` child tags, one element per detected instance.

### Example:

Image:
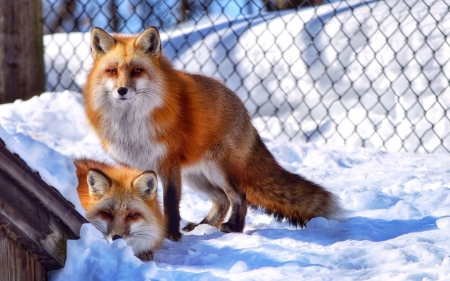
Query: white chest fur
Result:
<box><xmin>99</xmin><ymin>102</ymin><xmax>167</xmax><ymax>172</ymax></box>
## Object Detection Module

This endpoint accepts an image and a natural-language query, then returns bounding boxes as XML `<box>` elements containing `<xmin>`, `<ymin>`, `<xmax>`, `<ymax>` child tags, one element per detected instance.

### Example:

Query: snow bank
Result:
<box><xmin>49</xmin><ymin>224</ymin><xmax>157</xmax><ymax>281</ymax></box>
<box><xmin>1</xmin><ymin>91</ymin><xmax>450</xmax><ymax>280</ymax></box>
<box><xmin>0</xmin><ymin>120</ymin><xmax>83</xmax><ymax>214</ymax></box>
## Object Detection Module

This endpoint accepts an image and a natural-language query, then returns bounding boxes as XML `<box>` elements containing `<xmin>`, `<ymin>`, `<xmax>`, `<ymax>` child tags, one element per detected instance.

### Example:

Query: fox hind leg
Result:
<box><xmin>219</xmin><ymin>186</ymin><xmax>247</xmax><ymax>233</ymax></box>
<box><xmin>182</xmin><ymin>173</ymin><xmax>230</xmax><ymax>232</ymax></box>
<box><xmin>202</xmin><ymin>164</ymin><xmax>247</xmax><ymax>233</ymax></box>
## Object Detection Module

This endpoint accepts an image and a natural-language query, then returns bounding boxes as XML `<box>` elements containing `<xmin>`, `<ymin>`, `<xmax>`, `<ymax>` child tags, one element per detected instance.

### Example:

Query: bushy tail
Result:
<box><xmin>244</xmin><ymin>136</ymin><xmax>344</xmax><ymax>228</ymax></box>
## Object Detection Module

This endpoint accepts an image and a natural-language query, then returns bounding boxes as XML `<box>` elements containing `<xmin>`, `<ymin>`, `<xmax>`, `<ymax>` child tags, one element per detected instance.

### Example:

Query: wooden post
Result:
<box><xmin>0</xmin><ymin>236</ymin><xmax>47</xmax><ymax>281</ymax></box>
<box><xmin>0</xmin><ymin>0</ymin><xmax>45</xmax><ymax>104</ymax></box>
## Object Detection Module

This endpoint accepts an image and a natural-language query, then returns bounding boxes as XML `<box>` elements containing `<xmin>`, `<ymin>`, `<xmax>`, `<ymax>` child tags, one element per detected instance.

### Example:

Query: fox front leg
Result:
<box><xmin>161</xmin><ymin>164</ymin><xmax>182</xmax><ymax>242</ymax></box>
<box><xmin>137</xmin><ymin>251</ymin><xmax>154</xmax><ymax>261</ymax></box>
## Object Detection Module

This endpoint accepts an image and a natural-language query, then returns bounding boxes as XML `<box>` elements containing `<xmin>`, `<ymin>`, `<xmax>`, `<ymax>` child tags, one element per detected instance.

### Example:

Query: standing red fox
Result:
<box><xmin>74</xmin><ymin>159</ymin><xmax>164</xmax><ymax>260</ymax></box>
<box><xmin>84</xmin><ymin>27</ymin><xmax>343</xmax><ymax>241</ymax></box>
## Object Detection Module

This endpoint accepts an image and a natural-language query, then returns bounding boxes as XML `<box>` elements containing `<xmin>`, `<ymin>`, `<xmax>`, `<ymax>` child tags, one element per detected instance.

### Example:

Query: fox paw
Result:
<box><xmin>182</xmin><ymin>222</ymin><xmax>199</xmax><ymax>232</ymax></box>
<box><xmin>137</xmin><ymin>251</ymin><xmax>153</xmax><ymax>261</ymax></box>
<box><xmin>219</xmin><ymin>222</ymin><xmax>243</xmax><ymax>233</ymax></box>
<box><xmin>166</xmin><ymin>230</ymin><xmax>182</xmax><ymax>242</ymax></box>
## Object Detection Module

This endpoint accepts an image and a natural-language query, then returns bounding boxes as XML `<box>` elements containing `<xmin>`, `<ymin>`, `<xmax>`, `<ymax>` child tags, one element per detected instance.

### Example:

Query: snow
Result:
<box><xmin>0</xmin><ymin>103</ymin><xmax>83</xmax><ymax>215</ymax></box>
<box><xmin>50</xmin><ymin>224</ymin><xmax>158</xmax><ymax>281</ymax></box>
<box><xmin>0</xmin><ymin>0</ymin><xmax>449</xmax><ymax>280</ymax></box>
<box><xmin>436</xmin><ymin>217</ymin><xmax>450</xmax><ymax>232</ymax></box>
<box><xmin>1</xmin><ymin>93</ymin><xmax>450</xmax><ymax>281</ymax></box>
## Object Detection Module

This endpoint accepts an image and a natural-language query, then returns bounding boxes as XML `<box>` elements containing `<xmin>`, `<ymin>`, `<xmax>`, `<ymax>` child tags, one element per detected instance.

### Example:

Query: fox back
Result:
<box><xmin>74</xmin><ymin>158</ymin><xmax>164</xmax><ymax>260</ymax></box>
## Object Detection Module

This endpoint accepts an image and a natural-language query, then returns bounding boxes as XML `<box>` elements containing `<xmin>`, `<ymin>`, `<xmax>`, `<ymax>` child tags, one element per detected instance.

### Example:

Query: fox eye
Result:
<box><xmin>106</xmin><ymin>68</ymin><xmax>117</xmax><ymax>75</ymax></box>
<box><xmin>132</xmin><ymin>68</ymin><xmax>142</xmax><ymax>75</ymax></box>
<box><xmin>102</xmin><ymin>210</ymin><xmax>112</xmax><ymax>217</ymax></box>
<box><xmin>128</xmin><ymin>212</ymin><xmax>137</xmax><ymax>218</ymax></box>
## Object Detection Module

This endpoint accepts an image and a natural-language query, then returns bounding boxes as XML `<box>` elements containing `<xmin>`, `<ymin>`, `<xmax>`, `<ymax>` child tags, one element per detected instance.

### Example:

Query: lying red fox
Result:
<box><xmin>74</xmin><ymin>159</ymin><xmax>164</xmax><ymax>260</ymax></box>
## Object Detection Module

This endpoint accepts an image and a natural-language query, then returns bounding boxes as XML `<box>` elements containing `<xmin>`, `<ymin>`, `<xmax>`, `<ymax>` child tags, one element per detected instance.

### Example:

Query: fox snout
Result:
<box><xmin>113</xmin><ymin>86</ymin><xmax>134</xmax><ymax>100</ymax></box>
<box><xmin>106</xmin><ymin>230</ymin><xmax>128</xmax><ymax>244</ymax></box>
<box><xmin>117</xmin><ymin>87</ymin><xmax>128</xmax><ymax>96</ymax></box>
<box><xmin>112</xmin><ymin>234</ymin><xmax>122</xmax><ymax>241</ymax></box>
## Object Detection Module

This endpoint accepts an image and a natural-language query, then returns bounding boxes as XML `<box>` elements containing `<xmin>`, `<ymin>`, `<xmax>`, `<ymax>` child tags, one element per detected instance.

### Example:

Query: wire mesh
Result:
<box><xmin>42</xmin><ymin>0</ymin><xmax>450</xmax><ymax>153</ymax></box>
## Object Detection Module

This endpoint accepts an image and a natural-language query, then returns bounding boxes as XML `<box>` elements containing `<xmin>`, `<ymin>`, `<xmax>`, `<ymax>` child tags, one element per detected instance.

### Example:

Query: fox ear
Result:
<box><xmin>87</xmin><ymin>169</ymin><xmax>111</xmax><ymax>199</ymax></box>
<box><xmin>90</xmin><ymin>27</ymin><xmax>116</xmax><ymax>60</ymax></box>
<box><xmin>133</xmin><ymin>171</ymin><xmax>158</xmax><ymax>200</ymax></box>
<box><xmin>135</xmin><ymin>27</ymin><xmax>161</xmax><ymax>57</ymax></box>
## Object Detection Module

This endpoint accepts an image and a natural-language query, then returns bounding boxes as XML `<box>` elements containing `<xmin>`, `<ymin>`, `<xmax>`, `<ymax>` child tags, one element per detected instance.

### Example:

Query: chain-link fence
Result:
<box><xmin>42</xmin><ymin>0</ymin><xmax>450</xmax><ymax>153</ymax></box>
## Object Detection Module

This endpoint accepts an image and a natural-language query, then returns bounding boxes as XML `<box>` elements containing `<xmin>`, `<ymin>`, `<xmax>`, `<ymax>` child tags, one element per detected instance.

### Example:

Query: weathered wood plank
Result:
<box><xmin>0</xmin><ymin>0</ymin><xmax>45</xmax><ymax>104</ymax></box>
<box><xmin>0</xmin><ymin>140</ymin><xmax>87</xmax><ymax>238</ymax></box>
<box><xmin>0</xmin><ymin>170</ymin><xmax>68</xmax><ymax>270</ymax></box>
<box><xmin>0</xmin><ymin>235</ymin><xmax>47</xmax><ymax>281</ymax></box>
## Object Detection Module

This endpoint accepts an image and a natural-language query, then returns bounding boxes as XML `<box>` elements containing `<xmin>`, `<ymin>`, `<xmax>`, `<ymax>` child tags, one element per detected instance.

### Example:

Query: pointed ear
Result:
<box><xmin>90</xmin><ymin>27</ymin><xmax>116</xmax><ymax>60</ymax></box>
<box><xmin>135</xmin><ymin>27</ymin><xmax>161</xmax><ymax>56</ymax></box>
<box><xmin>87</xmin><ymin>169</ymin><xmax>111</xmax><ymax>199</ymax></box>
<box><xmin>133</xmin><ymin>171</ymin><xmax>158</xmax><ymax>200</ymax></box>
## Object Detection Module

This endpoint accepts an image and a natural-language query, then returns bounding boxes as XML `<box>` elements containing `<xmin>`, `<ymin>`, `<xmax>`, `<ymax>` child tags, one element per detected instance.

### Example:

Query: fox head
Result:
<box><xmin>86</xmin><ymin>27</ymin><xmax>165</xmax><ymax>109</ymax></box>
<box><xmin>83</xmin><ymin>166</ymin><xmax>164</xmax><ymax>259</ymax></box>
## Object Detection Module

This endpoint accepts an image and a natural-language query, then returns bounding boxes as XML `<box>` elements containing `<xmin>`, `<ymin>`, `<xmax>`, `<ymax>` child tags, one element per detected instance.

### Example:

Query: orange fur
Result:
<box><xmin>84</xmin><ymin>27</ymin><xmax>343</xmax><ymax>241</ymax></box>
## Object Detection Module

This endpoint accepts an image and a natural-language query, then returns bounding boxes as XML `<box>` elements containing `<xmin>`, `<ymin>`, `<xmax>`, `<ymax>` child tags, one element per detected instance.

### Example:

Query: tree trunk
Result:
<box><xmin>109</xmin><ymin>0</ymin><xmax>119</xmax><ymax>32</ymax></box>
<box><xmin>179</xmin><ymin>0</ymin><xmax>191</xmax><ymax>23</ymax></box>
<box><xmin>45</xmin><ymin>0</ymin><xmax>76</xmax><ymax>34</ymax></box>
<box><xmin>0</xmin><ymin>235</ymin><xmax>47</xmax><ymax>281</ymax></box>
<box><xmin>265</xmin><ymin>0</ymin><xmax>323</xmax><ymax>11</ymax></box>
<box><xmin>0</xmin><ymin>0</ymin><xmax>45</xmax><ymax>104</ymax></box>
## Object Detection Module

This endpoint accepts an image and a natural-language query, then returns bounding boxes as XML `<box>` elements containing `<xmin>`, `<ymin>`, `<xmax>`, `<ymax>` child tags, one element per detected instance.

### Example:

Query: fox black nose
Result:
<box><xmin>112</xmin><ymin>235</ymin><xmax>122</xmax><ymax>241</ymax></box>
<box><xmin>117</xmin><ymin>87</ymin><xmax>128</xmax><ymax>96</ymax></box>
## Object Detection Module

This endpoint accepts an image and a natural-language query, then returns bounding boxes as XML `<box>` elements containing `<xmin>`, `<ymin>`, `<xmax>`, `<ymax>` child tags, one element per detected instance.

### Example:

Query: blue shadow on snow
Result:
<box><xmin>247</xmin><ymin>216</ymin><xmax>438</xmax><ymax>246</ymax></box>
